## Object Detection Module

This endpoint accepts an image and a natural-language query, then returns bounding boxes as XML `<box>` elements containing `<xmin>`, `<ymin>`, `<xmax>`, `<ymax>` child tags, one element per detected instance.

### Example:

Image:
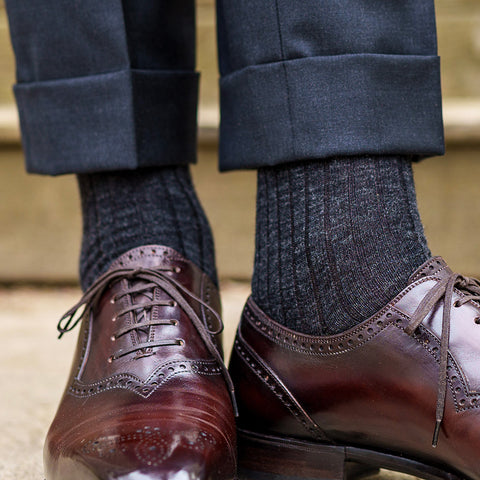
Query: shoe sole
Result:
<box><xmin>237</xmin><ymin>429</ymin><xmax>464</xmax><ymax>480</ymax></box>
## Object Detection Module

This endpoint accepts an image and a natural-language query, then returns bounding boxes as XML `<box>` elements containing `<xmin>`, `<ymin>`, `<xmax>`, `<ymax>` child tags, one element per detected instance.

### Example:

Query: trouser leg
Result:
<box><xmin>223</xmin><ymin>2</ymin><xmax>441</xmax><ymax>334</ymax></box>
<box><xmin>5</xmin><ymin>0</ymin><xmax>198</xmax><ymax>175</ymax></box>
<box><xmin>216</xmin><ymin>0</ymin><xmax>444</xmax><ymax>171</ymax></box>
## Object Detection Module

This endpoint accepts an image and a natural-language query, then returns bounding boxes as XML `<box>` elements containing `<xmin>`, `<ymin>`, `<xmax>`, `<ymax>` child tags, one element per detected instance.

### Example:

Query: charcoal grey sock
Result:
<box><xmin>252</xmin><ymin>156</ymin><xmax>430</xmax><ymax>336</ymax></box>
<box><xmin>77</xmin><ymin>166</ymin><xmax>217</xmax><ymax>290</ymax></box>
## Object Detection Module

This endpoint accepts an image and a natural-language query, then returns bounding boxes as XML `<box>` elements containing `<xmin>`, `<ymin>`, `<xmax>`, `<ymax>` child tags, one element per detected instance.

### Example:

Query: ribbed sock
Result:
<box><xmin>252</xmin><ymin>156</ymin><xmax>430</xmax><ymax>335</ymax></box>
<box><xmin>77</xmin><ymin>166</ymin><xmax>217</xmax><ymax>290</ymax></box>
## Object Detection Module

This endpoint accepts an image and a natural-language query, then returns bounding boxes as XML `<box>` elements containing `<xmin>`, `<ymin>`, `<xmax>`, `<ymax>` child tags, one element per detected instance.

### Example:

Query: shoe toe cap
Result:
<box><xmin>45</xmin><ymin>417</ymin><xmax>235</xmax><ymax>480</ymax></box>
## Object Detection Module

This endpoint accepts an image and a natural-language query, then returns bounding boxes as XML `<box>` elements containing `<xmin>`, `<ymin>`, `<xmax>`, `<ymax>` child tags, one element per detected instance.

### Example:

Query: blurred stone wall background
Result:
<box><xmin>0</xmin><ymin>0</ymin><xmax>479</xmax><ymax>283</ymax></box>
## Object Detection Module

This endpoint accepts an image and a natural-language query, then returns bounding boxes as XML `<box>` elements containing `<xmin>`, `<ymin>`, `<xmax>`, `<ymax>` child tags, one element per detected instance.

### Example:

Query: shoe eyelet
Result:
<box><xmin>112</xmin><ymin>316</ymin><xmax>117</xmax><ymax>322</ymax></box>
<box><xmin>110</xmin><ymin>335</ymin><xmax>116</xmax><ymax>342</ymax></box>
<box><xmin>454</xmin><ymin>301</ymin><xmax>461</xmax><ymax>308</ymax></box>
<box><xmin>171</xmin><ymin>320</ymin><xmax>178</xmax><ymax>326</ymax></box>
<box><xmin>475</xmin><ymin>317</ymin><xmax>480</xmax><ymax>325</ymax></box>
<box><xmin>173</xmin><ymin>267</ymin><xmax>181</xmax><ymax>273</ymax></box>
<box><xmin>110</xmin><ymin>297</ymin><xmax>116</xmax><ymax>304</ymax></box>
<box><xmin>107</xmin><ymin>356</ymin><xmax>114</xmax><ymax>364</ymax></box>
<box><xmin>170</xmin><ymin>301</ymin><xmax>177</xmax><ymax>307</ymax></box>
<box><xmin>177</xmin><ymin>339</ymin><xmax>185</xmax><ymax>346</ymax></box>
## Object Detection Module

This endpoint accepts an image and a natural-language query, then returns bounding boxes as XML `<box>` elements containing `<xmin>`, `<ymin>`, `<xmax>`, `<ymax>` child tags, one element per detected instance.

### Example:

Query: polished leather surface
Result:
<box><xmin>230</xmin><ymin>257</ymin><xmax>480</xmax><ymax>479</ymax></box>
<box><xmin>45</xmin><ymin>245</ymin><xmax>236</xmax><ymax>480</ymax></box>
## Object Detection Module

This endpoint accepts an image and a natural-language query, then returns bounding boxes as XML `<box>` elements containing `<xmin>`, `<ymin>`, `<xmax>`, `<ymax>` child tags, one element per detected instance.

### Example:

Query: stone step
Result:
<box><xmin>1</xmin><ymin>134</ymin><xmax>480</xmax><ymax>283</ymax></box>
<box><xmin>1</xmin><ymin>1</ymin><xmax>480</xmax><ymax>284</ymax></box>
<box><xmin>1</xmin><ymin>98</ymin><xmax>480</xmax><ymax>144</ymax></box>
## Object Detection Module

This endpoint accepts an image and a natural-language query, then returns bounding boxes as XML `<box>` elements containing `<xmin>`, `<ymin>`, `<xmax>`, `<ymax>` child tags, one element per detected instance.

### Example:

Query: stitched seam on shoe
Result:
<box><xmin>405</xmin><ymin>323</ymin><xmax>480</xmax><ymax>413</ymax></box>
<box><xmin>112</xmin><ymin>247</ymin><xmax>191</xmax><ymax>268</ymax></box>
<box><xmin>411</xmin><ymin>264</ymin><xmax>449</xmax><ymax>282</ymax></box>
<box><xmin>145</xmin><ymin>359</ymin><xmax>219</xmax><ymax>382</ymax></box>
<box><xmin>244</xmin><ymin>303</ymin><xmax>408</xmax><ymax>356</ymax></box>
<box><xmin>75</xmin><ymin>311</ymin><xmax>93</xmax><ymax>379</ymax></box>
<box><xmin>69</xmin><ymin>359</ymin><xmax>221</xmax><ymax>399</ymax></box>
<box><xmin>70</xmin><ymin>370</ymin><xmax>197</xmax><ymax>399</ymax></box>
<box><xmin>234</xmin><ymin>331</ymin><xmax>330</xmax><ymax>442</ymax></box>
<box><xmin>244</xmin><ymin>277</ymin><xmax>436</xmax><ymax>349</ymax></box>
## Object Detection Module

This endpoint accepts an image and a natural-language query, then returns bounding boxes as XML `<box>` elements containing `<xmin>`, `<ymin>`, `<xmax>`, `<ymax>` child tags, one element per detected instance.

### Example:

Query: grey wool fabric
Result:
<box><xmin>77</xmin><ymin>166</ymin><xmax>217</xmax><ymax>290</ymax></box>
<box><xmin>251</xmin><ymin>156</ymin><xmax>431</xmax><ymax>335</ymax></box>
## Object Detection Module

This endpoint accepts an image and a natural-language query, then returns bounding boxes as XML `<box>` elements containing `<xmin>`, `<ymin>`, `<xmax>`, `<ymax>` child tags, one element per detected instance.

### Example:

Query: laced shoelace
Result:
<box><xmin>106</xmin><ymin>283</ymin><xmax>183</xmax><ymax>361</ymax></box>
<box><xmin>57</xmin><ymin>266</ymin><xmax>238</xmax><ymax>416</ymax></box>
<box><xmin>404</xmin><ymin>272</ymin><xmax>480</xmax><ymax>447</ymax></box>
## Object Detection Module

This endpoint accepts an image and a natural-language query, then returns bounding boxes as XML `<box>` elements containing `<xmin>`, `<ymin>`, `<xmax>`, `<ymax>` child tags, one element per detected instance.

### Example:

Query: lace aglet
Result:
<box><xmin>57</xmin><ymin>331</ymin><xmax>65</xmax><ymax>340</ymax></box>
<box><xmin>228</xmin><ymin>383</ymin><xmax>238</xmax><ymax>417</ymax></box>
<box><xmin>232</xmin><ymin>392</ymin><xmax>239</xmax><ymax>417</ymax></box>
<box><xmin>432</xmin><ymin>420</ymin><xmax>441</xmax><ymax>448</ymax></box>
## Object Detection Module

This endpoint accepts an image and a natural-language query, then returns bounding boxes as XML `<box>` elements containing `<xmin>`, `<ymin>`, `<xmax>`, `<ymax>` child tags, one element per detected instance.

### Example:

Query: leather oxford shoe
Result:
<box><xmin>44</xmin><ymin>245</ymin><xmax>237</xmax><ymax>480</ymax></box>
<box><xmin>230</xmin><ymin>257</ymin><xmax>480</xmax><ymax>480</ymax></box>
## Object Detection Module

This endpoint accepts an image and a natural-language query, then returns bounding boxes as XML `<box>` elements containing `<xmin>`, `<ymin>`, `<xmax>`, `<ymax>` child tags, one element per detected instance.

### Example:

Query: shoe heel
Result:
<box><xmin>238</xmin><ymin>430</ymin><xmax>378</xmax><ymax>480</ymax></box>
<box><xmin>238</xmin><ymin>430</ymin><xmax>344</xmax><ymax>480</ymax></box>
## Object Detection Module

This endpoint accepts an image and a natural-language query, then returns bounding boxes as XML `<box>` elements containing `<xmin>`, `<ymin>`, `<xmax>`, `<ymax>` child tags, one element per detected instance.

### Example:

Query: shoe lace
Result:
<box><xmin>57</xmin><ymin>266</ymin><xmax>238</xmax><ymax>415</ymax></box>
<box><xmin>405</xmin><ymin>272</ymin><xmax>480</xmax><ymax>447</ymax></box>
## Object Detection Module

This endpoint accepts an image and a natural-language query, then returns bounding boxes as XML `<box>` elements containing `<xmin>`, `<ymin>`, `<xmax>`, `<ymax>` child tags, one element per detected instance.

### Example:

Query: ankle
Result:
<box><xmin>77</xmin><ymin>166</ymin><xmax>217</xmax><ymax>290</ymax></box>
<box><xmin>252</xmin><ymin>156</ymin><xmax>430</xmax><ymax>336</ymax></box>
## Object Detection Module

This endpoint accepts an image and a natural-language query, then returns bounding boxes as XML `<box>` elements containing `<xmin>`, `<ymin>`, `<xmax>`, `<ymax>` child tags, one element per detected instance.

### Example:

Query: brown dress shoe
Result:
<box><xmin>44</xmin><ymin>246</ymin><xmax>237</xmax><ymax>480</ymax></box>
<box><xmin>230</xmin><ymin>257</ymin><xmax>480</xmax><ymax>480</ymax></box>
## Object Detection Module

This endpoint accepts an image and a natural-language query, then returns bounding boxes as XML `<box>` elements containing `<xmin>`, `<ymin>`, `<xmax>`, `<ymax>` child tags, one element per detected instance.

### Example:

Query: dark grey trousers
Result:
<box><xmin>5</xmin><ymin>1</ymin><xmax>444</xmax><ymax>175</ymax></box>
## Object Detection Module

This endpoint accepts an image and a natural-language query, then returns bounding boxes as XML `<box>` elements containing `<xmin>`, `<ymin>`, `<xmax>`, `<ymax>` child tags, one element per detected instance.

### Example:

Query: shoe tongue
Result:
<box><xmin>408</xmin><ymin>256</ymin><xmax>453</xmax><ymax>284</ymax></box>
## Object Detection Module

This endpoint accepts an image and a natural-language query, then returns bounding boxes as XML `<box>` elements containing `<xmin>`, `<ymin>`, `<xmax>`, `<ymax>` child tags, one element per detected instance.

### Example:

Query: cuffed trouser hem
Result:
<box><xmin>218</xmin><ymin>54</ymin><xmax>445</xmax><ymax>171</ymax></box>
<box><xmin>14</xmin><ymin>69</ymin><xmax>199</xmax><ymax>175</ymax></box>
